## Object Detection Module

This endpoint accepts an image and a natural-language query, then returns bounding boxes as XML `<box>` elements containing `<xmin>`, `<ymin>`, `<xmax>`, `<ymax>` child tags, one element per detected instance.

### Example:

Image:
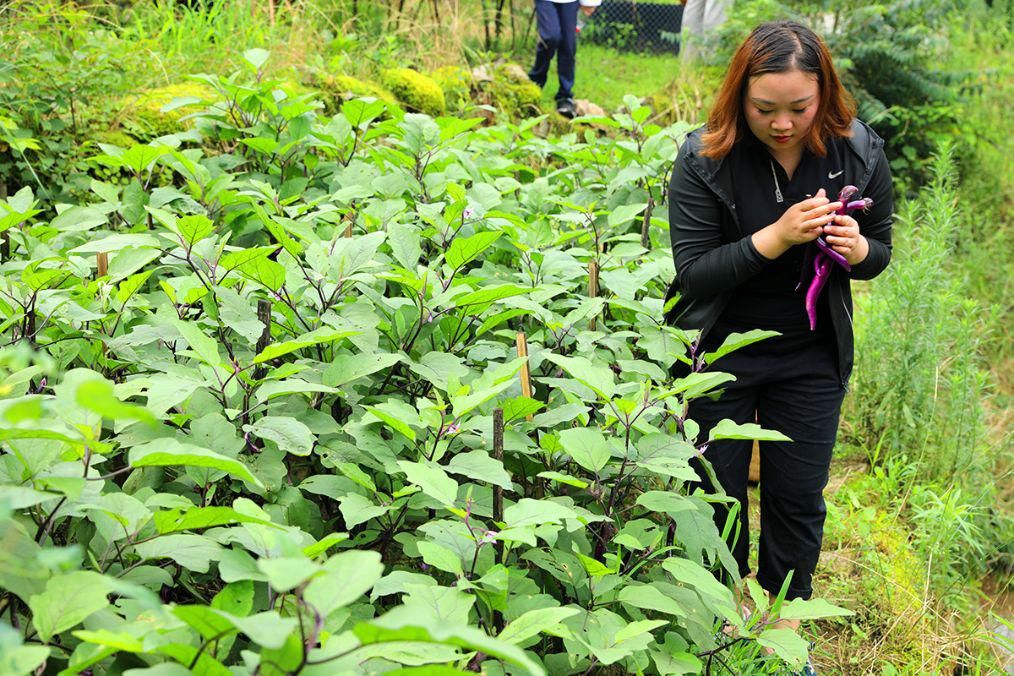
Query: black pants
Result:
<box><xmin>528</xmin><ymin>0</ymin><xmax>578</xmax><ymax>102</ymax></box>
<box><xmin>687</xmin><ymin>325</ymin><xmax>845</xmax><ymax>600</ymax></box>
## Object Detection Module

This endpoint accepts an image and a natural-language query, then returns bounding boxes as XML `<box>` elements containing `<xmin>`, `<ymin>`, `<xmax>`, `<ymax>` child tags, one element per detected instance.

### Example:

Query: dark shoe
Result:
<box><xmin>556</xmin><ymin>98</ymin><xmax>576</xmax><ymax>118</ymax></box>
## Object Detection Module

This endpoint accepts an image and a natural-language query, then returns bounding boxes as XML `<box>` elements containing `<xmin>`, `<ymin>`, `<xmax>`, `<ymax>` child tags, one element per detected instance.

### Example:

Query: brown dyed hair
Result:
<box><xmin>700</xmin><ymin>21</ymin><xmax>856</xmax><ymax>159</ymax></box>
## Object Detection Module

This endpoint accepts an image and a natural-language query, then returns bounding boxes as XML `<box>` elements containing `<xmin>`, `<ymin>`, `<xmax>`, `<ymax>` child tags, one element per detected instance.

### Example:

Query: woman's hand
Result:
<box><xmin>774</xmin><ymin>188</ymin><xmax>842</xmax><ymax>245</ymax></box>
<box><xmin>751</xmin><ymin>188</ymin><xmax>841</xmax><ymax>260</ymax></box>
<box><xmin>824</xmin><ymin>215</ymin><xmax>869</xmax><ymax>265</ymax></box>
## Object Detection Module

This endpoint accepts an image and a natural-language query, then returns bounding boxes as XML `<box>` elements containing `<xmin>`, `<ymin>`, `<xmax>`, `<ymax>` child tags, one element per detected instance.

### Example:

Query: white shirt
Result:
<box><xmin>545</xmin><ymin>0</ymin><xmax>602</xmax><ymax>5</ymax></box>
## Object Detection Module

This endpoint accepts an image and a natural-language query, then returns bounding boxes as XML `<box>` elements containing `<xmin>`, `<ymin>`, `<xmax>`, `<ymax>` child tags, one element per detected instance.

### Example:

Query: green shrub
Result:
<box><xmin>117</xmin><ymin>81</ymin><xmax>216</xmax><ymax>140</ymax></box>
<box><xmin>380</xmin><ymin>67</ymin><xmax>446</xmax><ymax>116</ymax></box>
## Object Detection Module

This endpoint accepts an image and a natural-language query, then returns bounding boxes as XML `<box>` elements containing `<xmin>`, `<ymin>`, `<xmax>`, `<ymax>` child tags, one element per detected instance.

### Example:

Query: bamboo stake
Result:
<box><xmin>516</xmin><ymin>331</ymin><xmax>534</xmax><ymax>421</ymax></box>
<box><xmin>96</xmin><ymin>252</ymin><xmax>108</xmax><ymax>278</ymax></box>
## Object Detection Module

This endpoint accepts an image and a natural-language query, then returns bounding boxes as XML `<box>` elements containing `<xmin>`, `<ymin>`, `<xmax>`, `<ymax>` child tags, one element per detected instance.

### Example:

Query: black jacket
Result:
<box><xmin>663</xmin><ymin>119</ymin><xmax>894</xmax><ymax>388</ymax></box>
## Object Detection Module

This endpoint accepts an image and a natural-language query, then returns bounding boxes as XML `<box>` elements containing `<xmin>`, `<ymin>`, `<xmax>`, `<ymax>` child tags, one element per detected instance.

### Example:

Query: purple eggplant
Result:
<box><xmin>801</xmin><ymin>185</ymin><xmax>873</xmax><ymax>330</ymax></box>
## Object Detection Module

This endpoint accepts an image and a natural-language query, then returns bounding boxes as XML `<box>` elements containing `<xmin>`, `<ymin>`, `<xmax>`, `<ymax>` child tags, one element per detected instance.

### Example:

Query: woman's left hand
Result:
<box><xmin>824</xmin><ymin>215</ymin><xmax>869</xmax><ymax>266</ymax></box>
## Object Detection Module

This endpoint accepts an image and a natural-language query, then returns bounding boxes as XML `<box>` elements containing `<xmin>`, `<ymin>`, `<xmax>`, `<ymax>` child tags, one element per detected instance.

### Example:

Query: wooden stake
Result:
<box><xmin>96</xmin><ymin>252</ymin><xmax>108</xmax><ymax>278</ymax></box>
<box><xmin>492</xmin><ymin>408</ymin><xmax>504</xmax><ymax>524</ymax></box>
<box><xmin>516</xmin><ymin>331</ymin><xmax>534</xmax><ymax>421</ymax></box>
<box><xmin>640</xmin><ymin>196</ymin><xmax>655</xmax><ymax>249</ymax></box>
<box><xmin>749</xmin><ymin>409</ymin><xmax>760</xmax><ymax>483</ymax></box>
<box><xmin>588</xmin><ymin>259</ymin><xmax>600</xmax><ymax>330</ymax></box>
<box><xmin>492</xmin><ymin>406</ymin><xmax>505</xmax><ymax>631</ymax></box>
<box><xmin>254</xmin><ymin>299</ymin><xmax>272</xmax><ymax>379</ymax></box>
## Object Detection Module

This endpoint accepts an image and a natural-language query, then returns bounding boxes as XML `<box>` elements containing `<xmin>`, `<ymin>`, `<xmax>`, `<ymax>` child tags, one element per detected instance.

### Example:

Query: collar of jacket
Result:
<box><xmin>680</xmin><ymin>119</ymin><xmax>885</xmax><ymax>227</ymax></box>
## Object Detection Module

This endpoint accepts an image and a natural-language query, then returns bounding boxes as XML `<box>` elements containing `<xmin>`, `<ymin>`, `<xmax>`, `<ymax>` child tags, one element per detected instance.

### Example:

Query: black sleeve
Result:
<box><xmin>668</xmin><ymin>144</ymin><xmax>770</xmax><ymax>301</ymax></box>
<box><xmin>850</xmin><ymin>146</ymin><xmax>894</xmax><ymax>280</ymax></box>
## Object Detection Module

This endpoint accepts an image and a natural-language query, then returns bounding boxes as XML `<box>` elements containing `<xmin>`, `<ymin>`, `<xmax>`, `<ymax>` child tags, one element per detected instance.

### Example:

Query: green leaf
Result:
<box><xmin>364</xmin><ymin>401</ymin><xmax>420</xmax><ymax>442</ymax></box>
<box><xmin>134</xmin><ymin>534</ymin><xmax>222</xmax><ymax>573</ymax></box>
<box><xmin>219</xmin><ymin>245</ymin><xmax>279</xmax><ymax>271</ymax></box>
<box><xmin>756</xmin><ymin>628</ymin><xmax>809</xmax><ymax>668</ymax></box>
<box><xmin>536</xmin><ymin>471</ymin><xmax>588</xmax><ymax>489</ymax></box>
<box><xmin>617</xmin><ymin>583</ymin><xmax>686</xmax><ymax>617</ymax></box>
<box><xmin>252</xmin><ymin>327</ymin><xmax>360</xmax><ymax>364</ymax></box>
<box><xmin>607</xmin><ymin>202</ymin><xmax>647</xmax><ymax>228</ymax></box>
<box><xmin>353</xmin><ymin>623</ymin><xmax>544</xmax><ymax>676</ymax></box>
<box><xmin>661</xmin><ymin>557</ymin><xmax>736</xmax><ymax>610</ymax></box>
<box><xmin>445</xmin><ymin>231</ymin><xmax>502</xmax><ymax>270</ymax></box>
<box><xmin>704</xmin><ymin>329</ymin><xmax>780</xmax><ymax>364</ymax></box>
<box><xmin>778</xmin><ymin>597</ymin><xmax>854</xmax><ymax>621</ymax></box>
<box><xmin>501</xmin><ymin>396</ymin><xmax>544</xmax><ymax>422</ymax></box>
<box><xmin>176</xmin><ymin>214</ymin><xmax>215</xmax><ymax>248</ymax></box>
<box><xmin>258</xmin><ymin>556</ymin><xmax>321</xmax><ymax>592</ymax></box>
<box><xmin>708</xmin><ymin>419</ymin><xmax>791</xmax><ymax>442</ymax></box>
<box><xmin>174</xmin><ymin>320</ymin><xmax>221</xmax><ymax>367</ymax></box>
<box><xmin>397</xmin><ymin>461</ymin><xmax>459</xmax><ymax>508</ymax></box>
<box><xmin>211</xmin><ymin>580</ymin><xmax>255</xmax><ymax>617</ymax></box>
<box><xmin>246</xmin><ymin>416</ymin><xmax>315</xmax><ymax>456</ymax></box>
<box><xmin>153</xmin><ymin>506</ymin><xmax>277</xmax><ymax>534</ymax></box>
<box><xmin>238</xmin><ymin>255</ymin><xmax>287</xmax><ymax>291</ymax></box>
<box><xmin>338</xmin><ymin>494</ymin><xmax>391</xmax><ymax>528</ymax></box>
<box><xmin>558</xmin><ymin>427</ymin><xmax>613</xmax><ymax>473</ymax></box>
<box><xmin>543</xmin><ymin>353</ymin><xmax>616</xmax><ymax>400</ymax></box>
<box><xmin>304</xmin><ymin>550</ymin><xmax>384</xmax><ymax>615</ymax></box>
<box><xmin>635</xmin><ymin>491</ymin><xmax>697</xmax><ymax>516</ymax></box>
<box><xmin>324</xmin><ymin>352</ymin><xmax>402</xmax><ymax>388</ymax></box>
<box><xmin>75</xmin><ymin>379</ymin><xmax>157</xmax><ymax>426</ymax></box>
<box><xmin>417</xmin><ymin>541</ymin><xmax>464</xmax><ymax>576</ymax></box>
<box><xmin>29</xmin><ymin>571</ymin><xmax>110</xmax><ymax>642</ymax></box>
<box><xmin>497</xmin><ymin>606</ymin><xmax>581</xmax><ymax>644</ymax></box>
<box><xmin>445</xmin><ymin>450</ymin><xmax>512</xmax><ymax>490</ymax></box>
<box><xmin>244</xmin><ymin>48</ymin><xmax>270</xmax><ymax>70</ymax></box>
<box><xmin>130</xmin><ymin>438</ymin><xmax>263</xmax><ymax>489</ymax></box>
<box><xmin>503</xmin><ymin>498</ymin><xmax>578</xmax><ymax>528</ymax></box>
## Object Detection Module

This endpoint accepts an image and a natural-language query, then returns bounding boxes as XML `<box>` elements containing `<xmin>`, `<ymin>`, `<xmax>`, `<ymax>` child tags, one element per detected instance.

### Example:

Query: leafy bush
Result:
<box><xmin>0</xmin><ymin>53</ymin><xmax>855</xmax><ymax>674</ymax></box>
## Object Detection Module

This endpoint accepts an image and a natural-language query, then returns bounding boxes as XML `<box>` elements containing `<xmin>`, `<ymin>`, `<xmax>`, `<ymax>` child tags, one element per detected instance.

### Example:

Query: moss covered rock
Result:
<box><xmin>380</xmin><ymin>68</ymin><xmax>446</xmax><ymax>117</ymax></box>
<box><xmin>118</xmin><ymin>82</ymin><xmax>215</xmax><ymax>141</ymax></box>
<box><xmin>310</xmin><ymin>72</ymin><xmax>395</xmax><ymax>113</ymax></box>
<box><xmin>470</xmin><ymin>63</ymin><xmax>542</xmax><ymax>119</ymax></box>
<box><xmin>430</xmin><ymin>65</ymin><xmax>473</xmax><ymax>112</ymax></box>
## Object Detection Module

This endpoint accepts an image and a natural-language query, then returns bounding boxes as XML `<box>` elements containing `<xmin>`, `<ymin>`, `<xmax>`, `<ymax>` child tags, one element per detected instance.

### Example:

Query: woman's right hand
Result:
<box><xmin>773</xmin><ymin>188</ymin><xmax>842</xmax><ymax>246</ymax></box>
<box><xmin>751</xmin><ymin>188</ymin><xmax>842</xmax><ymax>260</ymax></box>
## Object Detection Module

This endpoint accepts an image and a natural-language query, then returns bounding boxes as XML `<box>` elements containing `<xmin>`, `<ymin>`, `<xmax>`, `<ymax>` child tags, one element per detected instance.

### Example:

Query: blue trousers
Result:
<box><xmin>528</xmin><ymin>0</ymin><xmax>579</xmax><ymax>102</ymax></box>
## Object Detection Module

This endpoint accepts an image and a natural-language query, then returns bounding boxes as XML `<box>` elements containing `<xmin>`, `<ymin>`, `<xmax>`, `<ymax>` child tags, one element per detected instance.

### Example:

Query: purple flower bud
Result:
<box><xmin>462</xmin><ymin>207</ymin><xmax>475</xmax><ymax>220</ymax></box>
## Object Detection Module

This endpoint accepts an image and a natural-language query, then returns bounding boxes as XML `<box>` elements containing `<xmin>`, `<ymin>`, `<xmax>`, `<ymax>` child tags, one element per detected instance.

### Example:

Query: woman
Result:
<box><xmin>664</xmin><ymin>20</ymin><xmax>894</xmax><ymax>665</ymax></box>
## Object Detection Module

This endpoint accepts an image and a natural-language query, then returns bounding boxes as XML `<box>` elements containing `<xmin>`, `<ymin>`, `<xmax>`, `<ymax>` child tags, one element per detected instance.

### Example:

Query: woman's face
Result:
<box><xmin>743</xmin><ymin>69</ymin><xmax>820</xmax><ymax>157</ymax></box>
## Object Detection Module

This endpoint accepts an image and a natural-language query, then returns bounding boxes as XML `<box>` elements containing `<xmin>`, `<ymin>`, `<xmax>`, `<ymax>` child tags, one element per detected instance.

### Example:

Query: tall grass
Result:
<box><xmin>846</xmin><ymin>143</ymin><xmax>998</xmax><ymax>493</ymax></box>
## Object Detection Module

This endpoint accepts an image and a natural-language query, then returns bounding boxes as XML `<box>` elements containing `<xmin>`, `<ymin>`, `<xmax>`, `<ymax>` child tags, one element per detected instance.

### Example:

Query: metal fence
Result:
<box><xmin>581</xmin><ymin>1</ymin><xmax>685</xmax><ymax>54</ymax></box>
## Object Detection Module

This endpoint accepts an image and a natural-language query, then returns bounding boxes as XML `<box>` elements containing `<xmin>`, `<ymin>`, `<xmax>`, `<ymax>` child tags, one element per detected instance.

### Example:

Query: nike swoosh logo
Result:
<box><xmin>828</xmin><ymin>170</ymin><xmax>844</xmax><ymax>179</ymax></box>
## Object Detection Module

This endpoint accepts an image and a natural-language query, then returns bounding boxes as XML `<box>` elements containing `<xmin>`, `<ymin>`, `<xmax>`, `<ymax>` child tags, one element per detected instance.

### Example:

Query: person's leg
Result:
<box><xmin>680</xmin><ymin>0</ymin><xmax>706</xmax><ymax>62</ymax></box>
<box><xmin>702</xmin><ymin>0</ymin><xmax>730</xmax><ymax>32</ymax></box>
<box><xmin>528</xmin><ymin>0</ymin><xmax>562</xmax><ymax>88</ymax></box>
<box><xmin>554</xmin><ymin>1</ymin><xmax>579</xmax><ymax>103</ymax></box>
<box><xmin>755</xmin><ymin>340</ymin><xmax>845</xmax><ymax>602</ymax></box>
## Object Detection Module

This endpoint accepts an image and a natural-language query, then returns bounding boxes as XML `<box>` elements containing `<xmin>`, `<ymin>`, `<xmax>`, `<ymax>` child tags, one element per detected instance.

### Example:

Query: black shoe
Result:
<box><xmin>556</xmin><ymin>99</ymin><xmax>576</xmax><ymax>118</ymax></box>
